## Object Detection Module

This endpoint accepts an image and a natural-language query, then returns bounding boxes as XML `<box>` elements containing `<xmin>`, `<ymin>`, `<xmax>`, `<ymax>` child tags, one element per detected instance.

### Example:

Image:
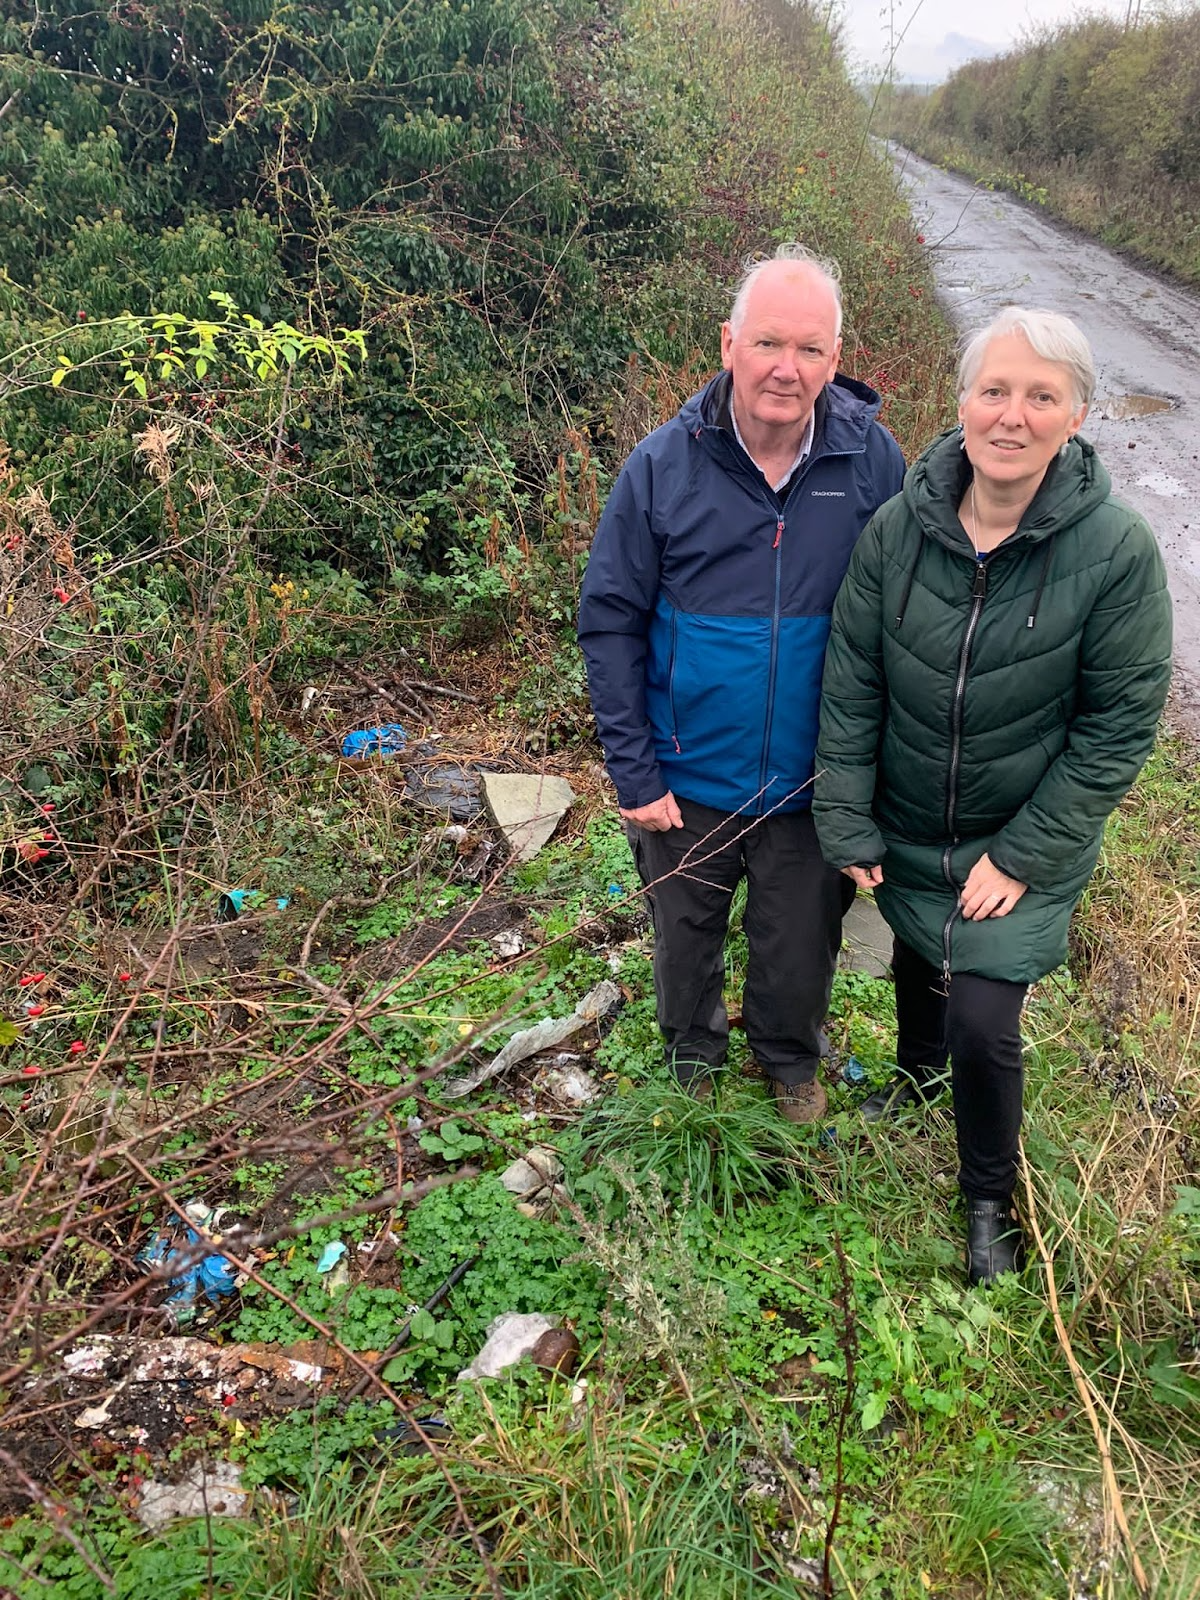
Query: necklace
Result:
<box><xmin>969</xmin><ymin>483</ymin><xmax>1021</xmax><ymax>556</ymax></box>
<box><xmin>969</xmin><ymin>483</ymin><xmax>983</xmax><ymax>559</ymax></box>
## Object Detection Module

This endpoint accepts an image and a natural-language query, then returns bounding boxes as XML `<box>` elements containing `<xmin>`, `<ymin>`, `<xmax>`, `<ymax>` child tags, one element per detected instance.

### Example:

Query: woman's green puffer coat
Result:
<box><xmin>813</xmin><ymin>428</ymin><xmax>1173</xmax><ymax>984</ymax></box>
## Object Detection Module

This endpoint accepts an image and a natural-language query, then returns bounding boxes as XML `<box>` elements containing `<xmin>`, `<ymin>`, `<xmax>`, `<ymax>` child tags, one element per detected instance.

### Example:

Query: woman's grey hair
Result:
<box><xmin>729</xmin><ymin>243</ymin><xmax>843</xmax><ymax>339</ymax></box>
<box><xmin>958</xmin><ymin>306</ymin><xmax>1096</xmax><ymax>409</ymax></box>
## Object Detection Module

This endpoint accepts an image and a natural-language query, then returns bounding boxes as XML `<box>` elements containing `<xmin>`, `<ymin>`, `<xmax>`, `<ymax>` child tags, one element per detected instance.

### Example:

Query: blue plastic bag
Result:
<box><xmin>341</xmin><ymin>724</ymin><xmax>407</xmax><ymax>759</ymax></box>
<box><xmin>137</xmin><ymin>1227</ymin><xmax>237</xmax><ymax>1324</ymax></box>
<box><xmin>218</xmin><ymin>888</ymin><xmax>289</xmax><ymax>920</ymax></box>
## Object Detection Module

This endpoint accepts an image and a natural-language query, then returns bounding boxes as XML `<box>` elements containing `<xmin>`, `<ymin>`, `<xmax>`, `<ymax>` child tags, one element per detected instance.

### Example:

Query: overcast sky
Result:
<box><xmin>836</xmin><ymin>0</ymin><xmax>1142</xmax><ymax>82</ymax></box>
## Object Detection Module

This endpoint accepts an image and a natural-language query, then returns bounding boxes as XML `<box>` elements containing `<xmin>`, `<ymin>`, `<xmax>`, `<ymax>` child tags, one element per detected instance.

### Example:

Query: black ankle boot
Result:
<box><xmin>965</xmin><ymin>1201</ymin><xmax>1027</xmax><ymax>1287</ymax></box>
<box><xmin>860</xmin><ymin>1067</ymin><xmax>944</xmax><ymax>1123</ymax></box>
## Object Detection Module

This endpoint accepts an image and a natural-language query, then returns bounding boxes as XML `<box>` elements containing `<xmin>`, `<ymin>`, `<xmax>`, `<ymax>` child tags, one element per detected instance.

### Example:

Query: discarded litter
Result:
<box><xmin>218</xmin><ymin>888</ymin><xmax>290</xmax><ymax>921</ymax></box>
<box><xmin>405</xmin><ymin>760</ymin><xmax>483</xmax><ymax>821</ymax></box>
<box><xmin>424</xmin><ymin>823</ymin><xmax>471</xmax><ymax>848</ymax></box>
<box><xmin>530</xmin><ymin>1326</ymin><xmax>581</xmax><ymax>1376</ymax></box>
<box><xmin>136</xmin><ymin>1227</ymin><xmax>238</xmax><ymax>1326</ymax></box>
<box><xmin>316</xmin><ymin>1240</ymin><xmax>350</xmax><ymax>1295</ymax></box>
<box><xmin>64</xmin><ymin>1345</ymin><xmax>109</xmax><ymax>1378</ymax></box>
<box><xmin>444</xmin><ymin>978</ymin><xmax>621</xmax><ymax>1099</ymax></box>
<box><xmin>499</xmin><ymin>1146</ymin><xmax>565</xmax><ymax>1199</ymax></box>
<box><xmin>76</xmin><ymin>1392</ymin><xmax>120</xmax><ymax>1430</ymax></box>
<box><xmin>184</xmin><ymin>1200</ymin><xmax>235</xmax><ymax>1231</ymax></box>
<box><xmin>458</xmin><ymin>1312</ymin><xmax>560</xmax><ymax>1381</ymax></box>
<box><xmin>374</xmin><ymin>1414</ymin><xmax>452</xmax><ymax>1454</ymax></box>
<box><xmin>538</xmin><ymin>1060</ymin><xmax>599</xmax><ymax>1104</ymax></box>
<box><xmin>342</xmin><ymin>723</ymin><xmax>407</xmax><ymax>759</ymax></box>
<box><xmin>137</xmin><ymin>1461</ymin><xmax>248</xmax><ymax>1532</ymax></box>
<box><xmin>841</xmin><ymin>1056</ymin><xmax>866</xmax><ymax>1084</ymax></box>
<box><xmin>316</xmin><ymin>1240</ymin><xmax>347</xmax><ymax>1275</ymax></box>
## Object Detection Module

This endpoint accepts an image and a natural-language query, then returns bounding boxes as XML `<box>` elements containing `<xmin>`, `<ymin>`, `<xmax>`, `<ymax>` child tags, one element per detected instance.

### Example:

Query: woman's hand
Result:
<box><xmin>960</xmin><ymin>853</ymin><xmax>1027</xmax><ymax>920</ymax></box>
<box><xmin>841</xmin><ymin>864</ymin><xmax>884</xmax><ymax>890</ymax></box>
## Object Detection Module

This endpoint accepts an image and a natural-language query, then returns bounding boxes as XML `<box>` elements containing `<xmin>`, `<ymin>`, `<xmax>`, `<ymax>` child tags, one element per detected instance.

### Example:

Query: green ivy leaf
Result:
<box><xmin>860</xmin><ymin>1388</ymin><xmax>889</xmax><ymax>1432</ymax></box>
<box><xmin>409</xmin><ymin>1307</ymin><xmax>437</xmax><ymax>1341</ymax></box>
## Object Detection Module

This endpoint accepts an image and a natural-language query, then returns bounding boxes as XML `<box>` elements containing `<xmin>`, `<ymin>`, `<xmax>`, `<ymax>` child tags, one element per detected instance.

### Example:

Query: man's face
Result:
<box><xmin>720</xmin><ymin>266</ymin><xmax>841</xmax><ymax>439</ymax></box>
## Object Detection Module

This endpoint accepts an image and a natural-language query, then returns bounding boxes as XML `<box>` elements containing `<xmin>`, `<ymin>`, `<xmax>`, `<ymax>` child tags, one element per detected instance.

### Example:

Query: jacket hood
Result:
<box><xmin>904</xmin><ymin>427</ymin><xmax>1114</xmax><ymax>552</ymax></box>
<box><xmin>679</xmin><ymin>369</ymin><xmax>885</xmax><ymax>455</ymax></box>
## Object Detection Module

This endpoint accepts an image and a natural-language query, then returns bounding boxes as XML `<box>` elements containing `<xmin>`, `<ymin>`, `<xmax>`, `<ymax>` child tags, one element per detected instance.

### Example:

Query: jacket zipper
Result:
<box><xmin>717</xmin><ymin>429</ymin><xmax>830</xmax><ymax>814</ymax></box>
<box><xmin>940</xmin><ymin>559</ymin><xmax>989</xmax><ymax>984</ymax></box>
<box><xmin>667</xmin><ymin>609</ymin><xmax>681</xmax><ymax>753</ymax></box>
<box><xmin>757</xmin><ymin>515</ymin><xmax>786</xmax><ymax>804</ymax></box>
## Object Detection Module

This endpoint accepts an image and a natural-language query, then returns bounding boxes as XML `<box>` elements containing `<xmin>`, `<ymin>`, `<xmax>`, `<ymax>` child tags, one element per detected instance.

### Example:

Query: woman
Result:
<box><xmin>813</xmin><ymin>307</ymin><xmax>1172</xmax><ymax>1286</ymax></box>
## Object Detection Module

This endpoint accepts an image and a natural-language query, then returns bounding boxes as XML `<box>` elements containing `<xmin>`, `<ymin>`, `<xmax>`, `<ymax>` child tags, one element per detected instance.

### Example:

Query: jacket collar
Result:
<box><xmin>905</xmin><ymin>427</ymin><xmax>1113</xmax><ymax>553</ymax></box>
<box><xmin>681</xmin><ymin>369</ymin><xmax>883</xmax><ymax>464</ymax></box>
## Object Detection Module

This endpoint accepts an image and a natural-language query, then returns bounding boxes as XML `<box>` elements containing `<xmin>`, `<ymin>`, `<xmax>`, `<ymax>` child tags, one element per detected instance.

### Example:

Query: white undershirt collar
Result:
<box><xmin>731</xmin><ymin>403</ymin><xmax>814</xmax><ymax>493</ymax></box>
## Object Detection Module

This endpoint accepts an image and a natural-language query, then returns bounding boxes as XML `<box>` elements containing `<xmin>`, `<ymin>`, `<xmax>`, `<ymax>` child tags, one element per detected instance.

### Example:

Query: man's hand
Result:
<box><xmin>620</xmin><ymin>791</ymin><xmax>684</xmax><ymax>832</ymax></box>
<box><xmin>841</xmin><ymin>864</ymin><xmax>884</xmax><ymax>890</ymax></box>
<box><xmin>960</xmin><ymin>853</ymin><xmax>1027</xmax><ymax>921</ymax></box>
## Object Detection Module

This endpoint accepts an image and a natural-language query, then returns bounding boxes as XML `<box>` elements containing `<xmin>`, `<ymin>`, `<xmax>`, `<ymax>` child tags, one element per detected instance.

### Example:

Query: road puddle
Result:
<box><xmin>1136</xmin><ymin>471</ymin><xmax>1186</xmax><ymax>498</ymax></box>
<box><xmin>1099</xmin><ymin>393</ymin><xmax>1175</xmax><ymax>420</ymax></box>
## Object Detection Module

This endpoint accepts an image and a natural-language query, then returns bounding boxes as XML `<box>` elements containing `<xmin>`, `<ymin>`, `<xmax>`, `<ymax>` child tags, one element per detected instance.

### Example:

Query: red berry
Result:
<box><xmin>52</xmin><ymin>587</ymin><xmax>69</xmax><ymax>603</ymax></box>
<box><xmin>22</xmin><ymin>1066</ymin><xmax>41</xmax><ymax>1076</ymax></box>
<box><xmin>40</xmin><ymin>804</ymin><xmax>55</xmax><ymax>814</ymax></box>
<box><xmin>68</xmin><ymin>1041</ymin><xmax>85</xmax><ymax>1055</ymax></box>
<box><xmin>26</xmin><ymin>1005</ymin><xmax>45</xmax><ymax>1017</ymax></box>
<box><xmin>118</xmin><ymin>972</ymin><xmax>132</xmax><ymax>982</ymax></box>
<box><xmin>18</xmin><ymin>974</ymin><xmax>45</xmax><ymax>987</ymax></box>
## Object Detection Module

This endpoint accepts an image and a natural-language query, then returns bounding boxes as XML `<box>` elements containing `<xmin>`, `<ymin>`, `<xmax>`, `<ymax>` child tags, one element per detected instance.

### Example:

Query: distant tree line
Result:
<box><xmin>885</xmin><ymin>11</ymin><xmax>1200</xmax><ymax>283</ymax></box>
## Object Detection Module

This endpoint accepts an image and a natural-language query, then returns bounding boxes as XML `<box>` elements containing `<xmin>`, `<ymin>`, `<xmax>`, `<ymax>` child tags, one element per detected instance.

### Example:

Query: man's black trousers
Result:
<box><xmin>892</xmin><ymin>939</ymin><xmax>1028</xmax><ymax>1202</ymax></box>
<box><xmin>626</xmin><ymin>797</ymin><xmax>855</xmax><ymax>1087</ymax></box>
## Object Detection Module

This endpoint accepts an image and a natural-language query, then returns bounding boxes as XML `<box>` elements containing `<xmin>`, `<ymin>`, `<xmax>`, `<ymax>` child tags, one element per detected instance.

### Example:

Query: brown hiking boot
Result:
<box><xmin>771</xmin><ymin>1077</ymin><xmax>827</xmax><ymax>1125</ymax></box>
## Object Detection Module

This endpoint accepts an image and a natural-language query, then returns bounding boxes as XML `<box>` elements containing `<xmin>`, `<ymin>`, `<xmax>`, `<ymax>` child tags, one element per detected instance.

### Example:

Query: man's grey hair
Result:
<box><xmin>728</xmin><ymin>243</ymin><xmax>843</xmax><ymax>339</ymax></box>
<box><xmin>958</xmin><ymin>306</ymin><xmax>1096</xmax><ymax>409</ymax></box>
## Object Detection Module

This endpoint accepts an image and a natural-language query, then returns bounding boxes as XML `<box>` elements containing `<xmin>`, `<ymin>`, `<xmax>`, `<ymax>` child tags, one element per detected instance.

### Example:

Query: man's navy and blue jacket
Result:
<box><xmin>578</xmin><ymin>370</ymin><xmax>904</xmax><ymax>817</ymax></box>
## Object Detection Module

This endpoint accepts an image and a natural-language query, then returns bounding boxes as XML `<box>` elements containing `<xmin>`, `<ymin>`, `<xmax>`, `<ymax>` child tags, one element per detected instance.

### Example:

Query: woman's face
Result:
<box><xmin>958</xmin><ymin>332</ymin><xmax>1088</xmax><ymax>497</ymax></box>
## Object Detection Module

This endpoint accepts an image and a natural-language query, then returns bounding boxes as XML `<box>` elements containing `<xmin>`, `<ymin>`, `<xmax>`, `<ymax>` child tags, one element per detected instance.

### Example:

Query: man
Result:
<box><xmin>577</xmin><ymin>244</ymin><xmax>904</xmax><ymax>1120</ymax></box>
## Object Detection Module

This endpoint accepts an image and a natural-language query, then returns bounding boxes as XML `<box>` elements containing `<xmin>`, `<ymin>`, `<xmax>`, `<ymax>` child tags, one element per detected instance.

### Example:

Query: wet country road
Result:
<box><xmin>892</xmin><ymin>146</ymin><xmax>1200</xmax><ymax>731</ymax></box>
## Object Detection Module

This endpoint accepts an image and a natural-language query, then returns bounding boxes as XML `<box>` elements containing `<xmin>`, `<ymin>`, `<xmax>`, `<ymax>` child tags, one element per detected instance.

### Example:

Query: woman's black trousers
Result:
<box><xmin>892</xmin><ymin>938</ymin><xmax>1029</xmax><ymax>1202</ymax></box>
